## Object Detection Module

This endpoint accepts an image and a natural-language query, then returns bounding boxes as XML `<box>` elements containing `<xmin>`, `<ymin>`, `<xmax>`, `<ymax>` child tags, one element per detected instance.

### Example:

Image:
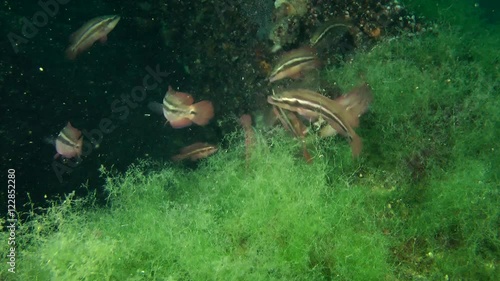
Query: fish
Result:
<box><xmin>171</xmin><ymin>142</ymin><xmax>218</xmax><ymax>161</ymax></box>
<box><xmin>148</xmin><ymin>86</ymin><xmax>214</xmax><ymax>128</ymax></box>
<box><xmin>53</xmin><ymin>122</ymin><xmax>83</xmax><ymax>159</ymax></box>
<box><xmin>270</xmin><ymin>87</ymin><xmax>311</xmax><ymax>162</ymax></box>
<box><xmin>269</xmin><ymin>47</ymin><xmax>320</xmax><ymax>83</ymax></box>
<box><xmin>267</xmin><ymin>89</ymin><xmax>363</xmax><ymax>157</ymax></box>
<box><xmin>65</xmin><ymin>15</ymin><xmax>121</xmax><ymax>60</ymax></box>
<box><xmin>309</xmin><ymin>20</ymin><xmax>351</xmax><ymax>47</ymax></box>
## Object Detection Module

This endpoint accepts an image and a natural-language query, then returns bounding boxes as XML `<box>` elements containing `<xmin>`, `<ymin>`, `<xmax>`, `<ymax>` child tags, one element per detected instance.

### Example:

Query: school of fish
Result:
<box><xmin>51</xmin><ymin>15</ymin><xmax>373</xmax><ymax>167</ymax></box>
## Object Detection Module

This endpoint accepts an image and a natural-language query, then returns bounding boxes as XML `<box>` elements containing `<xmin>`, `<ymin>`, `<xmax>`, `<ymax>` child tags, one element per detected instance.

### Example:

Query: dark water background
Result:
<box><xmin>1</xmin><ymin>0</ymin><xmax>222</xmax><ymax>212</ymax></box>
<box><xmin>0</xmin><ymin>0</ymin><xmax>498</xmax><ymax>214</ymax></box>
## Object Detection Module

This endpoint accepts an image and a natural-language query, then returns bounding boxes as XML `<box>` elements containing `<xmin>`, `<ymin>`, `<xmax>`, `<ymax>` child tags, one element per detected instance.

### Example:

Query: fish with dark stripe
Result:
<box><xmin>171</xmin><ymin>142</ymin><xmax>218</xmax><ymax>161</ymax></box>
<box><xmin>53</xmin><ymin>122</ymin><xmax>83</xmax><ymax>160</ymax></box>
<box><xmin>149</xmin><ymin>86</ymin><xmax>214</xmax><ymax>128</ymax></box>
<box><xmin>269</xmin><ymin>47</ymin><xmax>320</xmax><ymax>83</ymax></box>
<box><xmin>268</xmin><ymin>89</ymin><xmax>364</xmax><ymax>157</ymax></box>
<box><xmin>66</xmin><ymin>15</ymin><xmax>120</xmax><ymax>60</ymax></box>
<box><xmin>309</xmin><ymin>20</ymin><xmax>351</xmax><ymax>47</ymax></box>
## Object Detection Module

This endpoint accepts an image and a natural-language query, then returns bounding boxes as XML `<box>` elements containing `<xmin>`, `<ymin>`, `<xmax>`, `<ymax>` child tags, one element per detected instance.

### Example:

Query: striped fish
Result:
<box><xmin>267</xmin><ymin>89</ymin><xmax>363</xmax><ymax>157</ymax></box>
<box><xmin>269</xmin><ymin>47</ymin><xmax>320</xmax><ymax>83</ymax></box>
<box><xmin>171</xmin><ymin>142</ymin><xmax>218</xmax><ymax>161</ymax></box>
<box><xmin>309</xmin><ymin>20</ymin><xmax>351</xmax><ymax>47</ymax></box>
<box><xmin>54</xmin><ymin>122</ymin><xmax>83</xmax><ymax>159</ymax></box>
<box><xmin>148</xmin><ymin>86</ymin><xmax>214</xmax><ymax>128</ymax></box>
<box><xmin>65</xmin><ymin>15</ymin><xmax>120</xmax><ymax>60</ymax></box>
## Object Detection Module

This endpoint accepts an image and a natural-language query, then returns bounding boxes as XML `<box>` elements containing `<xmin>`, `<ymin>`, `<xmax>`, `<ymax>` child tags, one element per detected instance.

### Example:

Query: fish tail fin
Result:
<box><xmin>350</xmin><ymin>133</ymin><xmax>363</xmax><ymax>158</ymax></box>
<box><xmin>147</xmin><ymin>101</ymin><xmax>164</xmax><ymax>116</ymax></box>
<box><xmin>191</xmin><ymin>101</ymin><xmax>214</xmax><ymax>126</ymax></box>
<box><xmin>44</xmin><ymin>136</ymin><xmax>55</xmax><ymax>146</ymax></box>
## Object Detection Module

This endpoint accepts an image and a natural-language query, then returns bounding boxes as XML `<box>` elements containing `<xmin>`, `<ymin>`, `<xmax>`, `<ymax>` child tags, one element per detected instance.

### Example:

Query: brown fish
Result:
<box><xmin>66</xmin><ymin>15</ymin><xmax>120</xmax><ymax>60</ymax></box>
<box><xmin>269</xmin><ymin>47</ymin><xmax>320</xmax><ymax>83</ymax></box>
<box><xmin>171</xmin><ymin>142</ymin><xmax>218</xmax><ymax>161</ymax></box>
<box><xmin>309</xmin><ymin>20</ymin><xmax>351</xmax><ymax>47</ymax></box>
<box><xmin>54</xmin><ymin>122</ymin><xmax>83</xmax><ymax>159</ymax></box>
<box><xmin>149</xmin><ymin>86</ymin><xmax>214</xmax><ymax>128</ymax></box>
<box><xmin>268</xmin><ymin>89</ymin><xmax>363</xmax><ymax>157</ymax></box>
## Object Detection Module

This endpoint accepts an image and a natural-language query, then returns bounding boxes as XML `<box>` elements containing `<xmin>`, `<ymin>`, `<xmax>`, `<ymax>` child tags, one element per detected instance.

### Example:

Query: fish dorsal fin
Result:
<box><xmin>63</xmin><ymin>122</ymin><xmax>82</xmax><ymax>141</ymax></box>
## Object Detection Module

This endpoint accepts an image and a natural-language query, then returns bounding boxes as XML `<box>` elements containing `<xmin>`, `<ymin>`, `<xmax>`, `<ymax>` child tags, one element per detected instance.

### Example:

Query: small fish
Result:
<box><xmin>309</xmin><ymin>20</ymin><xmax>351</xmax><ymax>47</ymax></box>
<box><xmin>171</xmin><ymin>142</ymin><xmax>218</xmax><ymax>161</ymax></box>
<box><xmin>269</xmin><ymin>47</ymin><xmax>320</xmax><ymax>83</ymax></box>
<box><xmin>53</xmin><ymin>122</ymin><xmax>83</xmax><ymax>159</ymax></box>
<box><xmin>148</xmin><ymin>86</ymin><xmax>214</xmax><ymax>128</ymax></box>
<box><xmin>65</xmin><ymin>15</ymin><xmax>120</xmax><ymax>60</ymax></box>
<box><xmin>268</xmin><ymin>89</ymin><xmax>363</xmax><ymax>157</ymax></box>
